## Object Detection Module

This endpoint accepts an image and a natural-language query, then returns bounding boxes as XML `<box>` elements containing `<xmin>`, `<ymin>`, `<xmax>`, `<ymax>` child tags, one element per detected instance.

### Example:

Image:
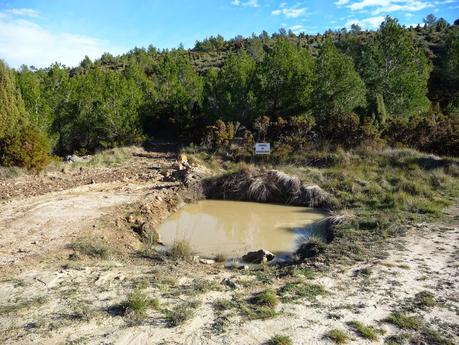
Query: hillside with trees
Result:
<box><xmin>1</xmin><ymin>15</ymin><xmax>458</xmax><ymax>170</ymax></box>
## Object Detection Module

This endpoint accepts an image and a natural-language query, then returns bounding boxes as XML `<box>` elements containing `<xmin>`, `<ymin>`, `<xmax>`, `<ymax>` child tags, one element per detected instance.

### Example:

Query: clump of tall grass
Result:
<box><xmin>169</xmin><ymin>240</ymin><xmax>192</xmax><ymax>258</ymax></box>
<box><xmin>202</xmin><ymin>169</ymin><xmax>331</xmax><ymax>208</ymax></box>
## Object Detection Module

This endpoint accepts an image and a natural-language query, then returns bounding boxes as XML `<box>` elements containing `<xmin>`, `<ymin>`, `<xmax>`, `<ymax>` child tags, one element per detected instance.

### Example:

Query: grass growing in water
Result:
<box><xmin>169</xmin><ymin>240</ymin><xmax>192</xmax><ymax>258</ymax></box>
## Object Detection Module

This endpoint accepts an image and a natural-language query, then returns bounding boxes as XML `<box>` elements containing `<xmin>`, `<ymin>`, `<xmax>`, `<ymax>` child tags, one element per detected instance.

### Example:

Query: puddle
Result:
<box><xmin>157</xmin><ymin>200</ymin><xmax>327</xmax><ymax>257</ymax></box>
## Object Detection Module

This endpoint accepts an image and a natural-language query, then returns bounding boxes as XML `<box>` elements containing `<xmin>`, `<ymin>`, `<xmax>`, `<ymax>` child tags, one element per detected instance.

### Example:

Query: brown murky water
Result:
<box><xmin>158</xmin><ymin>200</ymin><xmax>326</xmax><ymax>257</ymax></box>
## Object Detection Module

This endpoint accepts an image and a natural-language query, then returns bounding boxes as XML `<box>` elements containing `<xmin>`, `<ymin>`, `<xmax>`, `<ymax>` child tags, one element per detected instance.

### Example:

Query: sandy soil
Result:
<box><xmin>0</xmin><ymin>148</ymin><xmax>457</xmax><ymax>345</ymax></box>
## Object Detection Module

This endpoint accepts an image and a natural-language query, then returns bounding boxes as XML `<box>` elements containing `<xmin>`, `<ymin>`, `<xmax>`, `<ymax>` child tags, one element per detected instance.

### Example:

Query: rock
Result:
<box><xmin>192</xmin><ymin>255</ymin><xmax>200</xmax><ymax>263</ymax></box>
<box><xmin>199</xmin><ymin>258</ymin><xmax>215</xmax><ymax>265</ymax></box>
<box><xmin>221</xmin><ymin>277</ymin><xmax>239</xmax><ymax>289</ymax></box>
<box><xmin>296</xmin><ymin>238</ymin><xmax>326</xmax><ymax>260</ymax></box>
<box><xmin>242</xmin><ymin>249</ymin><xmax>275</xmax><ymax>264</ymax></box>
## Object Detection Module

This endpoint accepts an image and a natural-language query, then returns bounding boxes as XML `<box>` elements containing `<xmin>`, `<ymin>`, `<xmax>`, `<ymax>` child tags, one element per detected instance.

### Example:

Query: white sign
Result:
<box><xmin>255</xmin><ymin>143</ymin><xmax>271</xmax><ymax>155</ymax></box>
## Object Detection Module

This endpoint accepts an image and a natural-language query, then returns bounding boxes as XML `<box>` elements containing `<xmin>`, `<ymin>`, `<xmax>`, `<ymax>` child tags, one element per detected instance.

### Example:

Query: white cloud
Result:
<box><xmin>272</xmin><ymin>6</ymin><xmax>307</xmax><ymax>18</ymax></box>
<box><xmin>335</xmin><ymin>0</ymin><xmax>350</xmax><ymax>6</ymax></box>
<box><xmin>345</xmin><ymin>15</ymin><xmax>385</xmax><ymax>29</ymax></box>
<box><xmin>0</xmin><ymin>9</ymin><xmax>120</xmax><ymax>68</ymax></box>
<box><xmin>345</xmin><ymin>0</ymin><xmax>434</xmax><ymax>15</ymax></box>
<box><xmin>5</xmin><ymin>8</ymin><xmax>39</xmax><ymax>18</ymax></box>
<box><xmin>231</xmin><ymin>0</ymin><xmax>259</xmax><ymax>7</ymax></box>
<box><xmin>288</xmin><ymin>24</ymin><xmax>305</xmax><ymax>34</ymax></box>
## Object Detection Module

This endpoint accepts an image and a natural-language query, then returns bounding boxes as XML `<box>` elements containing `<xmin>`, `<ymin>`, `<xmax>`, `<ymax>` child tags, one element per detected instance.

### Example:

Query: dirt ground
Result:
<box><xmin>0</xmin><ymin>146</ymin><xmax>457</xmax><ymax>345</ymax></box>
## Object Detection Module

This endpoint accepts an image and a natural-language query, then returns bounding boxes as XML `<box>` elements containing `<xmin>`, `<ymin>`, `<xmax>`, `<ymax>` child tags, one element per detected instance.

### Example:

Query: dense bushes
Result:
<box><xmin>0</xmin><ymin>60</ymin><xmax>51</xmax><ymax>171</ymax></box>
<box><xmin>0</xmin><ymin>123</ymin><xmax>52</xmax><ymax>171</ymax></box>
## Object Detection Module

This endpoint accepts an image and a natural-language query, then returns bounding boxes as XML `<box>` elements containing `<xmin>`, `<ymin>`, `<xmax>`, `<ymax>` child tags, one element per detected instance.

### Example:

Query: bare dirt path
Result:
<box><xmin>0</xmin><ymin>145</ymin><xmax>179</xmax><ymax>275</ymax></box>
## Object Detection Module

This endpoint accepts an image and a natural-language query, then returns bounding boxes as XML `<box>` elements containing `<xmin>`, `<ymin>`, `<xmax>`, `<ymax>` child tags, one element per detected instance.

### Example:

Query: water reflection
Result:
<box><xmin>157</xmin><ymin>200</ymin><xmax>326</xmax><ymax>257</ymax></box>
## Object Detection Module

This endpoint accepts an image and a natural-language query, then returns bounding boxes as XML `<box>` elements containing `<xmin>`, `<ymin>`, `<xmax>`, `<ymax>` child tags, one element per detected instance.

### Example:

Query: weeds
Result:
<box><xmin>326</xmin><ymin>329</ymin><xmax>349</xmax><ymax>344</ymax></box>
<box><xmin>348</xmin><ymin>320</ymin><xmax>379</xmax><ymax>340</ymax></box>
<box><xmin>165</xmin><ymin>300</ymin><xmax>201</xmax><ymax>327</ymax></box>
<box><xmin>169</xmin><ymin>240</ymin><xmax>192</xmax><ymax>258</ymax></box>
<box><xmin>121</xmin><ymin>290</ymin><xmax>159</xmax><ymax>318</ymax></box>
<box><xmin>252</xmin><ymin>288</ymin><xmax>279</xmax><ymax>308</ymax></box>
<box><xmin>267</xmin><ymin>335</ymin><xmax>293</xmax><ymax>345</ymax></box>
<box><xmin>385</xmin><ymin>312</ymin><xmax>423</xmax><ymax>330</ymax></box>
<box><xmin>278</xmin><ymin>282</ymin><xmax>327</xmax><ymax>303</ymax></box>
<box><xmin>68</xmin><ymin>238</ymin><xmax>111</xmax><ymax>259</ymax></box>
<box><xmin>0</xmin><ymin>296</ymin><xmax>47</xmax><ymax>314</ymax></box>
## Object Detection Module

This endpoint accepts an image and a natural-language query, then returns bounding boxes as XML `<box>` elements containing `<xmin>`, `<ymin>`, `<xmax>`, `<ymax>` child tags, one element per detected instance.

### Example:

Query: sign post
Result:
<box><xmin>255</xmin><ymin>143</ymin><xmax>270</xmax><ymax>155</ymax></box>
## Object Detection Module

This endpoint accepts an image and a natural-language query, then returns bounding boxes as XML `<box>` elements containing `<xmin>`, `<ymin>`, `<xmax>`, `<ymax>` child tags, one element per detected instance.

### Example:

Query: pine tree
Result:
<box><xmin>312</xmin><ymin>40</ymin><xmax>366</xmax><ymax>117</ymax></box>
<box><xmin>359</xmin><ymin>17</ymin><xmax>432</xmax><ymax>116</ymax></box>
<box><xmin>0</xmin><ymin>60</ymin><xmax>24</xmax><ymax>139</ymax></box>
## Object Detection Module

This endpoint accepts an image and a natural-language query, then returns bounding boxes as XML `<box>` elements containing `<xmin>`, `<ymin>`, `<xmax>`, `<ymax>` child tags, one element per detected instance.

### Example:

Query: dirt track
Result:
<box><xmin>0</xmin><ymin>145</ymin><xmax>181</xmax><ymax>275</ymax></box>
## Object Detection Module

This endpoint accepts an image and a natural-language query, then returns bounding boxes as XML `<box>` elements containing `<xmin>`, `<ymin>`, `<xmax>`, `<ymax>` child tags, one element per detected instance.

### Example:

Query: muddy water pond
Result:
<box><xmin>158</xmin><ymin>200</ymin><xmax>327</xmax><ymax>257</ymax></box>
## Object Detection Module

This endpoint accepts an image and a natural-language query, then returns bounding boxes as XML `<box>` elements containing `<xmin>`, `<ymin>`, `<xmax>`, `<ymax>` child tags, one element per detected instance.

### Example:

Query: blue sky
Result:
<box><xmin>0</xmin><ymin>0</ymin><xmax>458</xmax><ymax>68</ymax></box>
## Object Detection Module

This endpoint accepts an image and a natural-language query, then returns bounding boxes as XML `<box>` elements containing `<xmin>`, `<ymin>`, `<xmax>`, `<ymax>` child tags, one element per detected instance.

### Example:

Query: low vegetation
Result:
<box><xmin>348</xmin><ymin>320</ymin><xmax>379</xmax><ymax>340</ymax></box>
<box><xmin>164</xmin><ymin>300</ymin><xmax>201</xmax><ymax>327</ymax></box>
<box><xmin>121</xmin><ymin>289</ymin><xmax>159</xmax><ymax>318</ymax></box>
<box><xmin>169</xmin><ymin>240</ymin><xmax>192</xmax><ymax>258</ymax></box>
<box><xmin>385</xmin><ymin>312</ymin><xmax>424</xmax><ymax>331</ymax></box>
<box><xmin>326</xmin><ymin>329</ymin><xmax>349</xmax><ymax>344</ymax></box>
<box><xmin>68</xmin><ymin>238</ymin><xmax>112</xmax><ymax>259</ymax></box>
<box><xmin>267</xmin><ymin>335</ymin><xmax>293</xmax><ymax>345</ymax></box>
<box><xmin>278</xmin><ymin>282</ymin><xmax>328</xmax><ymax>303</ymax></box>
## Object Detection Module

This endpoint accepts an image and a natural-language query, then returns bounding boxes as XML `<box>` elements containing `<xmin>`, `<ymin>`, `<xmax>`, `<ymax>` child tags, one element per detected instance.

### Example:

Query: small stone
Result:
<box><xmin>199</xmin><ymin>258</ymin><xmax>215</xmax><ymax>265</ymax></box>
<box><xmin>242</xmin><ymin>249</ymin><xmax>275</xmax><ymax>264</ymax></box>
<box><xmin>221</xmin><ymin>277</ymin><xmax>239</xmax><ymax>289</ymax></box>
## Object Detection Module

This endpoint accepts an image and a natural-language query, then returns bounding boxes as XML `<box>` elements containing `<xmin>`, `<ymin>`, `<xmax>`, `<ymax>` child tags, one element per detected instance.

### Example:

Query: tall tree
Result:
<box><xmin>359</xmin><ymin>17</ymin><xmax>432</xmax><ymax>116</ymax></box>
<box><xmin>204</xmin><ymin>51</ymin><xmax>257</xmax><ymax>123</ymax></box>
<box><xmin>256</xmin><ymin>38</ymin><xmax>314</xmax><ymax>116</ymax></box>
<box><xmin>312</xmin><ymin>40</ymin><xmax>366</xmax><ymax>117</ymax></box>
<box><xmin>0</xmin><ymin>60</ymin><xmax>24</xmax><ymax>139</ymax></box>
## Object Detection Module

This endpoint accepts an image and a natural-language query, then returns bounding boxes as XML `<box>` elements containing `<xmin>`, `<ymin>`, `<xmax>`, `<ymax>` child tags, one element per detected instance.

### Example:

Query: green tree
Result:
<box><xmin>149</xmin><ymin>51</ymin><xmax>203</xmax><ymax>138</ymax></box>
<box><xmin>204</xmin><ymin>51</ymin><xmax>257</xmax><ymax>123</ymax></box>
<box><xmin>56</xmin><ymin>68</ymin><xmax>144</xmax><ymax>153</ymax></box>
<box><xmin>0</xmin><ymin>60</ymin><xmax>23</xmax><ymax>138</ymax></box>
<box><xmin>256</xmin><ymin>38</ymin><xmax>315</xmax><ymax>115</ymax></box>
<box><xmin>359</xmin><ymin>17</ymin><xmax>432</xmax><ymax>116</ymax></box>
<box><xmin>312</xmin><ymin>40</ymin><xmax>366</xmax><ymax>117</ymax></box>
<box><xmin>16</xmin><ymin>65</ymin><xmax>53</xmax><ymax>132</ymax></box>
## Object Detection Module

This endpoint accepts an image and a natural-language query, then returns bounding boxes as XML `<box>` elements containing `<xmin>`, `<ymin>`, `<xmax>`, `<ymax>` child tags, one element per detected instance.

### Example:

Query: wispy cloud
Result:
<box><xmin>5</xmin><ymin>8</ymin><xmax>39</xmax><ymax>17</ymax></box>
<box><xmin>0</xmin><ymin>8</ymin><xmax>121</xmax><ymax>68</ymax></box>
<box><xmin>335</xmin><ymin>0</ymin><xmax>350</xmax><ymax>6</ymax></box>
<box><xmin>345</xmin><ymin>15</ymin><xmax>385</xmax><ymax>29</ymax></box>
<box><xmin>231</xmin><ymin>0</ymin><xmax>259</xmax><ymax>8</ymax></box>
<box><xmin>343</xmin><ymin>0</ymin><xmax>434</xmax><ymax>15</ymax></box>
<box><xmin>272</xmin><ymin>6</ymin><xmax>307</xmax><ymax>18</ymax></box>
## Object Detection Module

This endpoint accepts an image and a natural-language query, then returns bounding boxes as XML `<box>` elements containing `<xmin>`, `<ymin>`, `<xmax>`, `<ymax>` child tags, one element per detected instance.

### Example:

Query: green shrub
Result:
<box><xmin>385</xmin><ymin>312</ymin><xmax>423</xmax><ymax>330</ymax></box>
<box><xmin>296</xmin><ymin>237</ymin><xmax>327</xmax><ymax>260</ymax></box>
<box><xmin>122</xmin><ymin>290</ymin><xmax>159</xmax><ymax>317</ymax></box>
<box><xmin>0</xmin><ymin>123</ymin><xmax>52</xmax><ymax>171</ymax></box>
<box><xmin>268</xmin><ymin>334</ymin><xmax>293</xmax><ymax>345</ymax></box>
<box><xmin>348</xmin><ymin>320</ymin><xmax>378</xmax><ymax>340</ymax></box>
<box><xmin>253</xmin><ymin>289</ymin><xmax>279</xmax><ymax>308</ymax></box>
<box><xmin>327</xmin><ymin>329</ymin><xmax>349</xmax><ymax>344</ymax></box>
<box><xmin>165</xmin><ymin>301</ymin><xmax>200</xmax><ymax>327</ymax></box>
